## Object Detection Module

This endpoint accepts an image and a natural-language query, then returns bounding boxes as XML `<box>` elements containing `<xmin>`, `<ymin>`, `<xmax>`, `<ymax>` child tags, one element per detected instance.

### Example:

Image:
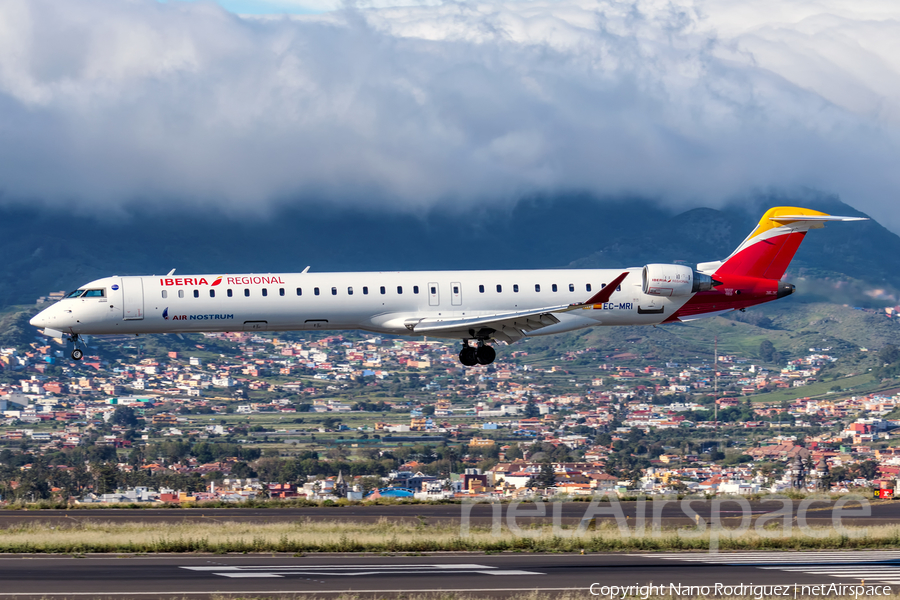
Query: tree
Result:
<box><xmin>854</xmin><ymin>460</ymin><xmax>879</xmax><ymax>481</ymax></box>
<box><xmin>759</xmin><ymin>340</ymin><xmax>776</xmax><ymax>363</ymax></box>
<box><xmin>506</xmin><ymin>443</ymin><xmax>523</xmax><ymax>461</ymax></box>
<box><xmin>880</xmin><ymin>344</ymin><xmax>900</xmax><ymax>365</ymax></box>
<box><xmin>111</xmin><ymin>406</ymin><xmax>139</xmax><ymax>427</ymax></box>
<box><xmin>537</xmin><ymin>461</ymin><xmax>556</xmax><ymax>488</ymax></box>
<box><xmin>93</xmin><ymin>463</ymin><xmax>120</xmax><ymax>494</ymax></box>
<box><xmin>230</xmin><ymin>462</ymin><xmax>257</xmax><ymax>479</ymax></box>
<box><xmin>830</xmin><ymin>466</ymin><xmax>847</xmax><ymax>482</ymax></box>
<box><xmin>523</xmin><ymin>399</ymin><xmax>540</xmax><ymax>419</ymax></box>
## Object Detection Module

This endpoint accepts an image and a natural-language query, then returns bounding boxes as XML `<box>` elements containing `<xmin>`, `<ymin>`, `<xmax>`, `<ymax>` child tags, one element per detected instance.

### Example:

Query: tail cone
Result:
<box><xmin>777</xmin><ymin>281</ymin><xmax>795</xmax><ymax>299</ymax></box>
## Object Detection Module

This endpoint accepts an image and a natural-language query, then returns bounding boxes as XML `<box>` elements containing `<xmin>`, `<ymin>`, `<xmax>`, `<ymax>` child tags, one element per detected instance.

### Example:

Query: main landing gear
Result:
<box><xmin>67</xmin><ymin>334</ymin><xmax>84</xmax><ymax>361</ymax></box>
<box><xmin>458</xmin><ymin>340</ymin><xmax>495</xmax><ymax>366</ymax></box>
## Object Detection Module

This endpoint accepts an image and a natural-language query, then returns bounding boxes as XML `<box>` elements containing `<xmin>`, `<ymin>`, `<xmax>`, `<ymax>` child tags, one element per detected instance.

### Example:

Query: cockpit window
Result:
<box><xmin>83</xmin><ymin>289</ymin><xmax>105</xmax><ymax>298</ymax></box>
<box><xmin>67</xmin><ymin>289</ymin><xmax>86</xmax><ymax>298</ymax></box>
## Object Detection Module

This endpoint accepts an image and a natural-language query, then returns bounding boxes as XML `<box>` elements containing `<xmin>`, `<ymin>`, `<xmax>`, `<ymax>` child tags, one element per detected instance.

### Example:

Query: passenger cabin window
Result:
<box><xmin>209</xmin><ymin>290</ymin><xmax>215</xmax><ymax>298</ymax></box>
<box><xmin>348</xmin><ymin>287</ymin><xmax>353</xmax><ymax>295</ymax></box>
<box><xmin>296</xmin><ymin>288</ymin><xmax>302</xmax><ymax>296</ymax></box>
<box><xmin>315</xmin><ymin>287</ymin><xmax>320</xmax><ymax>296</ymax></box>
<box><xmin>161</xmin><ymin>290</ymin><xmax>167</xmax><ymax>299</ymax></box>
<box><xmin>479</xmin><ymin>285</ymin><xmax>485</xmax><ymax>293</ymax></box>
<box><xmin>513</xmin><ymin>284</ymin><xmax>519</xmax><ymax>293</ymax></box>
<box><xmin>535</xmin><ymin>284</ymin><xmax>541</xmax><ymax>292</ymax></box>
<box><xmin>262</xmin><ymin>289</ymin><xmax>268</xmax><ymax>297</ymax></box>
<box><xmin>332</xmin><ymin>287</ymin><xmax>337</xmax><ymax>296</ymax></box>
<box><xmin>227</xmin><ymin>289</ymin><xmax>233</xmax><ymax>297</ymax></box>
<box><xmin>496</xmin><ymin>284</ymin><xmax>502</xmax><ymax>293</ymax></box>
<box><xmin>279</xmin><ymin>288</ymin><xmax>285</xmax><ymax>296</ymax></box>
<box><xmin>380</xmin><ymin>286</ymin><xmax>386</xmax><ymax>294</ymax></box>
<box><xmin>67</xmin><ymin>289</ymin><xmax>86</xmax><ymax>298</ymax></box>
<box><xmin>244</xmin><ymin>289</ymin><xmax>250</xmax><ymax>297</ymax></box>
<box><xmin>84</xmin><ymin>289</ymin><xmax>105</xmax><ymax>298</ymax></box>
<box><xmin>193</xmin><ymin>289</ymin><xmax>199</xmax><ymax>298</ymax></box>
<box><xmin>178</xmin><ymin>290</ymin><xmax>184</xmax><ymax>299</ymax></box>
<box><xmin>586</xmin><ymin>284</ymin><xmax>592</xmax><ymax>292</ymax></box>
<box><xmin>397</xmin><ymin>286</ymin><xmax>403</xmax><ymax>294</ymax></box>
<box><xmin>413</xmin><ymin>286</ymin><xmax>419</xmax><ymax>294</ymax></box>
<box><xmin>568</xmin><ymin>283</ymin><xmax>574</xmax><ymax>292</ymax></box>
<box><xmin>552</xmin><ymin>284</ymin><xmax>558</xmax><ymax>292</ymax></box>
<box><xmin>617</xmin><ymin>284</ymin><xmax>622</xmax><ymax>291</ymax></box>
<box><xmin>363</xmin><ymin>286</ymin><xmax>368</xmax><ymax>295</ymax></box>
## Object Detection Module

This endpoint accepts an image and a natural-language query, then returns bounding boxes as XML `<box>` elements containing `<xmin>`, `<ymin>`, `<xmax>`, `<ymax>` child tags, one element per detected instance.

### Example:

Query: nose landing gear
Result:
<box><xmin>67</xmin><ymin>334</ymin><xmax>85</xmax><ymax>361</ymax></box>
<box><xmin>458</xmin><ymin>340</ymin><xmax>496</xmax><ymax>366</ymax></box>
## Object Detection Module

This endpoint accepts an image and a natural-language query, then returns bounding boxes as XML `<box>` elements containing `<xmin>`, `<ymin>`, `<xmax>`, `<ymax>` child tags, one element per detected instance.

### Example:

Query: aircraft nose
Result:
<box><xmin>30</xmin><ymin>308</ymin><xmax>53</xmax><ymax>328</ymax></box>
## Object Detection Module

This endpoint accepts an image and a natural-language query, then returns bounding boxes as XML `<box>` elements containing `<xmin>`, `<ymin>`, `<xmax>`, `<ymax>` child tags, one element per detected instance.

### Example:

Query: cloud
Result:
<box><xmin>1</xmin><ymin>0</ymin><xmax>900</xmax><ymax>228</ymax></box>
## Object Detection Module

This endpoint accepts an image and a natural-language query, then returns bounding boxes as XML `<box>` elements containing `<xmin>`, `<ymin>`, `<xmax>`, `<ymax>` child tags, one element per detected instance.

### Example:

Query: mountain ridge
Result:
<box><xmin>0</xmin><ymin>192</ymin><xmax>894</xmax><ymax>308</ymax></box>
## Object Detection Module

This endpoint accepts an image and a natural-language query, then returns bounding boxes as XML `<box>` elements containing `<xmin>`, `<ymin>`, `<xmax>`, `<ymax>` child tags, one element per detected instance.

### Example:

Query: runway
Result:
<box><xmin>0</xmin><ymin>498</ymin><xmax>895</xmax><ymax>528</ymax></box>
<box><xmin>0</xmin><ymin>551</ymin><xmax>897</xmax><ymax>598</ymax></box>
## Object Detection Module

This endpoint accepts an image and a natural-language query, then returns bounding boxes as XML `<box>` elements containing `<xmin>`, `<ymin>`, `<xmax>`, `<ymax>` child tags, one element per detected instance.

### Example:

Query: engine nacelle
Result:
<box><xmin>642</xmin><ymin>264</ymin><xmax>716</xmax><ymax>296</ymax></box>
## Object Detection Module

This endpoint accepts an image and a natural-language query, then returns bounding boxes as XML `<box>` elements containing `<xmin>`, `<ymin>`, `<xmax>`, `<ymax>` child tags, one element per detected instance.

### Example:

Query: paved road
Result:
<box><xmin>0</xmin><ymin>551</ymin><xmax>898</xmax><ymax>598</ymax></box>
<box><xmin>0</xmin><ymin>499</ymin><xmax>894</xmax><ymax>528</ymax></box>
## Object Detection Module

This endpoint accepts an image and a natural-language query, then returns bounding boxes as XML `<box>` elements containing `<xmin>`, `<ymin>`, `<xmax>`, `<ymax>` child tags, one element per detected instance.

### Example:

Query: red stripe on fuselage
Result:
<box><xmin>663</xmin><ymin>276</ymin><xmax>781</xmax><ymax>322</ymax></box>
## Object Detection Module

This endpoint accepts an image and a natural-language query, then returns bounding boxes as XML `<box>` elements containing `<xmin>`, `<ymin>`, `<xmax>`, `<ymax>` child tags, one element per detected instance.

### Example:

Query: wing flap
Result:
<box><xmin>409</xmin><ymin>306</ymin><xmax>567</xmax><ymax>334</ymax></box>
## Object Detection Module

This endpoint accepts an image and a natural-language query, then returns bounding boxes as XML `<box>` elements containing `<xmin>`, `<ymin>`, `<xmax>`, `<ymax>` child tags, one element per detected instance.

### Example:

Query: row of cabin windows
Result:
<box><xmin>162</xmin><ymin>286</ymin><xmax>415</xmax><ymax>299</ymax></box>
<box><xmin>478</xmin><ymin>283</ymin><xmax>620</xmax><ymax>293</ymax></box>
<box><xmin>161</xmin><ymin>281</ymin><xmax>620</xmax><ymax>300</ymax></box>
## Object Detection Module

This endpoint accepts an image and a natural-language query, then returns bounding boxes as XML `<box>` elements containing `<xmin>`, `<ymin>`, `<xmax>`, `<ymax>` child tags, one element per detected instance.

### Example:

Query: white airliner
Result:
<box><xmin>30</xmin><ymin>207</ymin><xmax>864</xmax><ymax>366</ymax></box>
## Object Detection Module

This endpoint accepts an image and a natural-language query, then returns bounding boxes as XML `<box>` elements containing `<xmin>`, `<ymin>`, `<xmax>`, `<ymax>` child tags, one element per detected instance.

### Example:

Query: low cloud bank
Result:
<box><xmin>1</xmin><ymin>0</ymin><xmax>899</xmax><ymax>227</ymax></box>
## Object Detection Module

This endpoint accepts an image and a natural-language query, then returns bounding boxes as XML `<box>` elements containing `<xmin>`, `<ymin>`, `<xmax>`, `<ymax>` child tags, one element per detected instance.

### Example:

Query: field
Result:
<box><xmin>3</xmin><ymin>518</ymin><xmax>900</xmax><ymax>554</ymax></box>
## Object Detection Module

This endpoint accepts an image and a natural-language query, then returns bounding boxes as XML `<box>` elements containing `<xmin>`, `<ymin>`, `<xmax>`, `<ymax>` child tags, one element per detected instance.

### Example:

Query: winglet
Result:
<box><xmin>166</xmin><ymin>268</ymin><xmax>176</xmax><ymax>276</ymax></box>
<box><xmin>301</xmin><ymin>266</ymin><xmax>311</xmax><ymax>274</ymax></box>
<box><xmin>570</xmin><ymin>272</ymin><xmax>629</xmax><ymax>308</ymax></box>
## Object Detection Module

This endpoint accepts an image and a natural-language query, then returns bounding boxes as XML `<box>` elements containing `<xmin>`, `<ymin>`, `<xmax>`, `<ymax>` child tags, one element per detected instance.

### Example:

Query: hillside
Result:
<box><xmin>1</xmin><ymin>192</ymin><xmax>897</xmax><ymax>309</ymax></box>
<box><xmin>512</xmin><ymin>300</ymin><xmax>899</xmax><ymax>364</ymax></box>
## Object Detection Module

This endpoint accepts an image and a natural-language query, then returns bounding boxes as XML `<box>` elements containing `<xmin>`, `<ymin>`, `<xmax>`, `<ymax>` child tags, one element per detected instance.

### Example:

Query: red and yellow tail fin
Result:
<box><xmin>700</xmin><ymin>207</ymin><xmax>866</xmax><ymax>280</ymax></box>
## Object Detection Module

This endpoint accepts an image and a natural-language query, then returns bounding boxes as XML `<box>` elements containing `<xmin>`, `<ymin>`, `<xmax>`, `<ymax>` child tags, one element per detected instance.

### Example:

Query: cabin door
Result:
<box><xmin>121</xmin><ymin>277</ymin><xmax>144</xmax><ymax>320</ymax></box>
<box><xmin>451</xmin><ymin>282</ymin><xmax>462</xmax><ymax>306</ymax></box>
<box><xmin>428</xmin><ymin>282</ymin><xmax>440</xmax><ymax>307</ymax></box>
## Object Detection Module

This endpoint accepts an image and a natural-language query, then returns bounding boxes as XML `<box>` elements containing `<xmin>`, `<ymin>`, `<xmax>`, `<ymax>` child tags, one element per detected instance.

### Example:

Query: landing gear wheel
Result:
<box><xmin>476</xmin><ymin>345</ymin><xmax>496</xmax><ymax>365</ymax></box>
<box><xmin>71</xmin><ymin>348</ymin><xmax>83</xmax><ymax>361</ymax></box>
<box><xmin>459</xmin><ymin>346</ymin><xmax>478</xmax><ymax>367</ymax></box>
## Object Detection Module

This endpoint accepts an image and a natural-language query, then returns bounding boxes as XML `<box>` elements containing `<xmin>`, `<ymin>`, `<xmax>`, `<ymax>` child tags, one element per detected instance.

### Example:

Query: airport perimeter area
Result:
<box><xmin>0</xmin><ymin>499</ymin><xmax>899</xmax><ymax>598</ymax></box>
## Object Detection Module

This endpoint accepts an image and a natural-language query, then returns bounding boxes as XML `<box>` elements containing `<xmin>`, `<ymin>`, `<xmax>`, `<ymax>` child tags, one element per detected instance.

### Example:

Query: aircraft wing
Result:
<box><xmin>407</xmin><ymin>305</ymin><xmax>569</xmax><ymax>338</ymax></box>
<box><xmin>406</xmin><ymin>272</ymin><xmax>629</xmax><ymax>343</ymax></box>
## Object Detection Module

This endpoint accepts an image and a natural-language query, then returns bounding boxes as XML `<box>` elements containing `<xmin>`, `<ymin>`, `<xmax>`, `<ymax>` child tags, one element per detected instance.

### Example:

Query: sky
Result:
<box><xmin>1</xmin><ymin>0</ymin><xmax>900</xmax><ymax>229</ymax></box>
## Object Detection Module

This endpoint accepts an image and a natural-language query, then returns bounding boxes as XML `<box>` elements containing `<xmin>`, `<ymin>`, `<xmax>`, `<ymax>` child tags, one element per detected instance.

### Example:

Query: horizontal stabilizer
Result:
<box><xmin>710</xmin><ymin>207</ymin><xmax>868</xmax><ymax>280</ymax></box>
<box><xmin>769</xmin><ymin>215</ymin><xmax>868</xmax><ymax>222</ymax></box>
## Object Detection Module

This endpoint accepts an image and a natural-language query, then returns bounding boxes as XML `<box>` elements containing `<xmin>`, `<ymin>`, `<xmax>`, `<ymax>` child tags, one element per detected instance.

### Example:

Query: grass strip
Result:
<box><xmin>2</xmin><ymin>518</ymin><xmax>900</xmax><ymax>553</ymax></box>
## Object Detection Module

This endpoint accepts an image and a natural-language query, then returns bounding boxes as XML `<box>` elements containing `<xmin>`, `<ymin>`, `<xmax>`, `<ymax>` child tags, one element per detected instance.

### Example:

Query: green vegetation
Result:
<box><xmin>4</xmin><ymin>519</ymin><xmax>900</xmax><ymax>554</ymax></box>
<box><xmin>748</xmin><ymin>373</ymin><xmax>877</xmax><ymax>405</ymax></box>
